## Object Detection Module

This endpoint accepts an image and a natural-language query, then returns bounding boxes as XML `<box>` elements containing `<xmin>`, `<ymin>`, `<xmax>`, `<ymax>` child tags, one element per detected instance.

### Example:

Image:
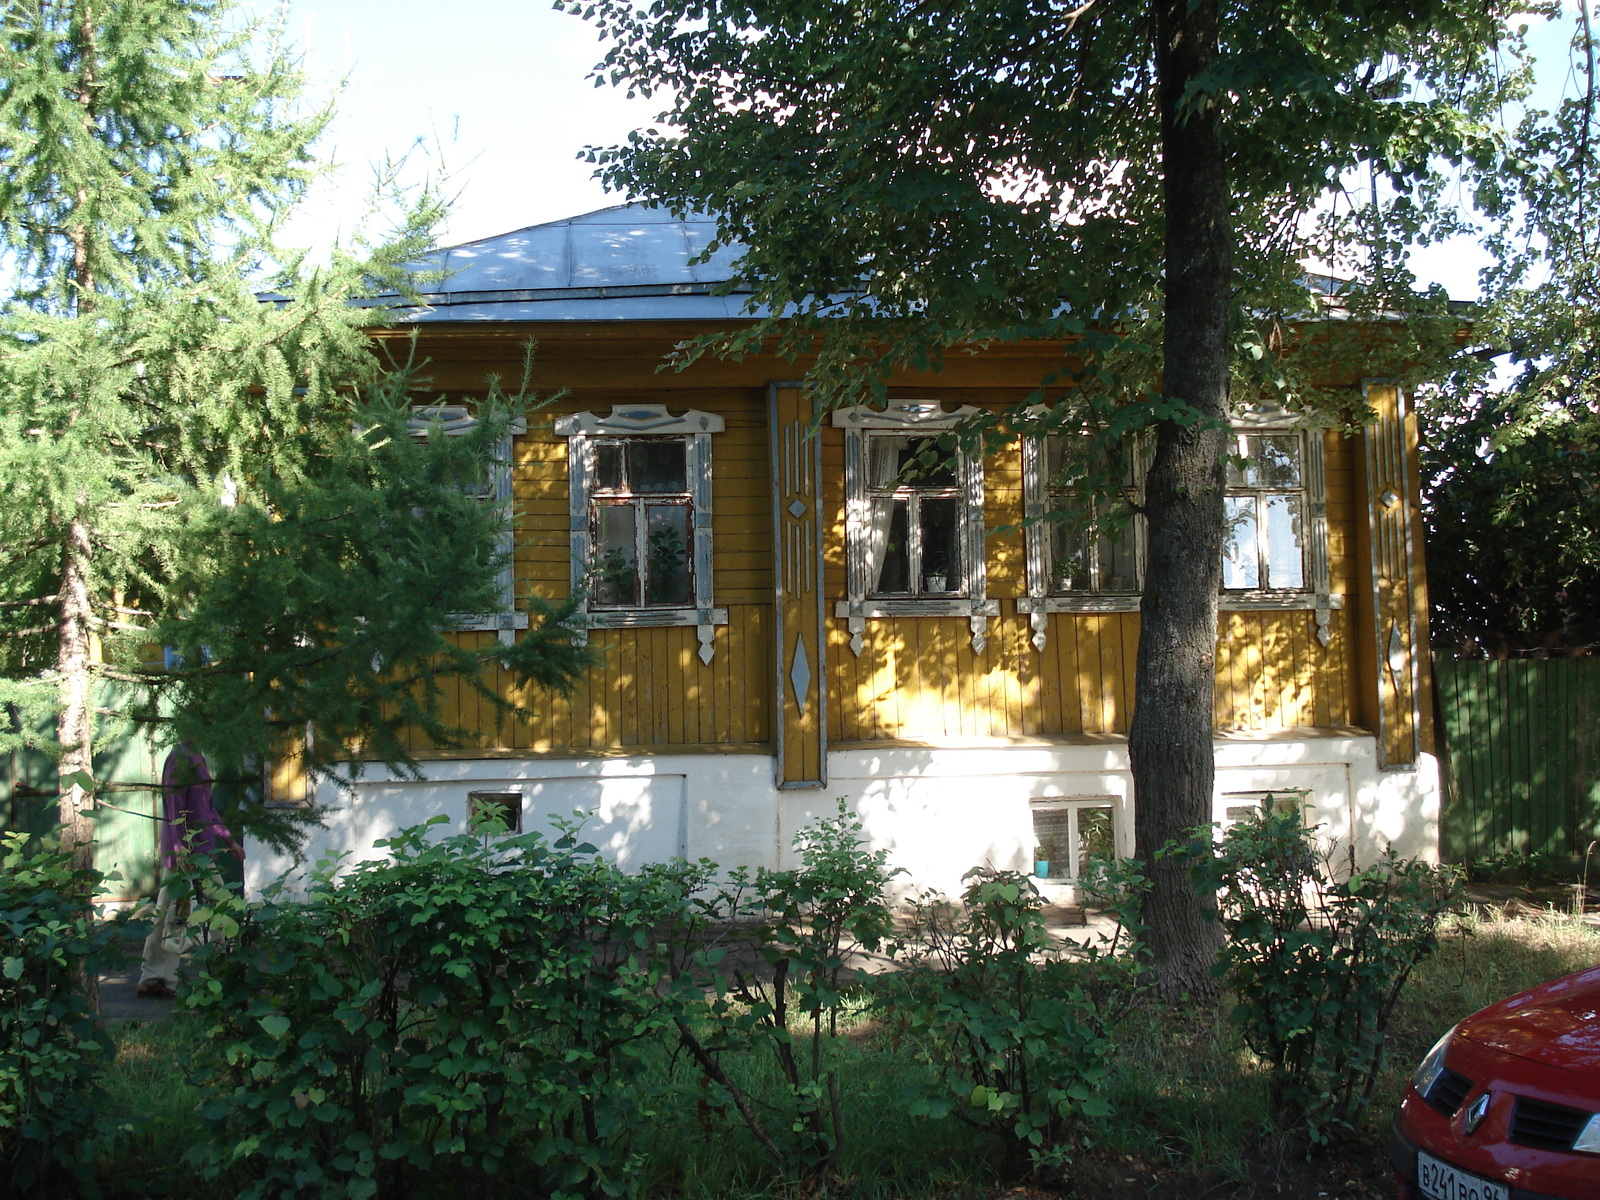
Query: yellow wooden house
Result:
<box><xmin>249</xmin><ymin>204</ymin><xmax>1437</xmax><ymax>897</ymax></box>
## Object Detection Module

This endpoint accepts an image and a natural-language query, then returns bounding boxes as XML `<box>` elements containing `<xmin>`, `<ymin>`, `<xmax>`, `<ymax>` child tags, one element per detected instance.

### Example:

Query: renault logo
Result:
<box><xmin>1462</xmin><ymin>1091</ymin><xmax>1491</xmax><ymax>1135</ymax></box>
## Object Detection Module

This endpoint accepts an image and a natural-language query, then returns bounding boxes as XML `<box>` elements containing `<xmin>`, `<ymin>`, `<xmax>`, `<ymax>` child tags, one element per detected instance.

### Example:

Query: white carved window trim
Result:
<box><xmin>831</xmin><ymin>402</ymin><xmax>998</xmax><ymax>656</ymax></box>
<box><xmin>1016</xmin><ymin>410</ymin><xmax>1341</xmax><ymax>651</ymax></box>
<box><xmin>408</xmin><ymin>404</ymin><xmax>528</xmax><ymax>647</ymax></box>
<box><xmin>553</xmin><ymin>404</ymin><xmax>728</xmax><ymax>664</ymax></box>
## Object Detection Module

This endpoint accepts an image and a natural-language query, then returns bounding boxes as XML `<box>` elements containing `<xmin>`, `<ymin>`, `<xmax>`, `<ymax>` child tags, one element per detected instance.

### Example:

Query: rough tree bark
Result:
<box><xmin>56</xmin><ymin>517</ymin><xmax>96</xmax><ymax>876</ymax></box>
<box><xmin>1129</xmin><ymin>0</ymin><xmax>1231</xmax><ymax>1001</ymax></box>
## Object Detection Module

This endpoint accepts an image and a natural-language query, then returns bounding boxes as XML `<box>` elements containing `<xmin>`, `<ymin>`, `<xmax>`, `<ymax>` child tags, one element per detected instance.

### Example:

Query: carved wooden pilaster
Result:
<box><xmin>770</xmin><ymin>384</ymin><xmax>827</xmax><ymax>789</ymax></box>
<box><xmin>1363</xmin><ymin>381</ymin><xmax>1424</xmax><ymax>767</ymax></box>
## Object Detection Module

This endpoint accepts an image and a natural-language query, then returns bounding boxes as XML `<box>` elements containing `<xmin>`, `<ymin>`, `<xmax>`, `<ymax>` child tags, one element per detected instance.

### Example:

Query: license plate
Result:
<box><xmin>1416</xmin><ymin>1150</ymin><xmax>1509</xmax><ymax>1200</ymax></box>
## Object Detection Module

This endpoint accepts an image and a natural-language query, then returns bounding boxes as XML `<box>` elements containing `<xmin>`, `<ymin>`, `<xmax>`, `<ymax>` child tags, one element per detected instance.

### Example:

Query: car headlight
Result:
<box><xmin>1576</xmin><ymin>1114</ymin><xmax>1600</xmax><ymax>1154</ymax></box>
<box><xmin>1412</xmin><ymin>1026</ymin><xmax>1457</xmax><ymax>1098</ymax></box>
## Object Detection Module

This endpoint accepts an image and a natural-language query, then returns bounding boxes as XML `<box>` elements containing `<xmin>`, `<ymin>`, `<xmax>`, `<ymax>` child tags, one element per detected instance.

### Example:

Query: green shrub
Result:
<box><xmin>885</xmin><ymin>861</ymin><xmax>1144</xmax><ymax>1175</ymax></box>
<box><xmin>672</xmin><ymin>800</ymin><xmax>897</xmax><ymax>1190</ymax></box>
<box><xmin>0</xmin><ymin>831</ymin><xmax>123</xmax><ymax>1195</ymax></box>
<box><xmin>184</xmin><ymin>817</ymin><xmax>710</xmax><ymax>1200</ymax></box>
<box><xmin>1193</xmin><ymin>808</ymin><xmax>1459</xmax><ymax>1145</ymax></box>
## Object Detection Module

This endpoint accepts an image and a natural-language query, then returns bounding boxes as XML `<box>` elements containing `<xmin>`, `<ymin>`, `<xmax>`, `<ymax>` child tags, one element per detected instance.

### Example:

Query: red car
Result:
<box><xmin>1393</xmin><ymin>965</ymin><xmax>1600</xmax><ymax>1200</ymax></box>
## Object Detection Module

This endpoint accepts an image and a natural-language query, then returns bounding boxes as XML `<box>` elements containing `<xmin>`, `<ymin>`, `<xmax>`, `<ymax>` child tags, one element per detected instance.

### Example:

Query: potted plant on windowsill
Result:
<box><xmin>923</xmin><ymin>553</ymin><xmax>950</xmax><ymax>595</ymax></box>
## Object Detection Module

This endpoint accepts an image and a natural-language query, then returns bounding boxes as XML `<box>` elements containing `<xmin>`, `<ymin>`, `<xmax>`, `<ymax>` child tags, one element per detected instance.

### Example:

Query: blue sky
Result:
<box><xmin>280</xmin><ymin>1</ymin><xmax>1585</xmax><ymax>301</ymax></box>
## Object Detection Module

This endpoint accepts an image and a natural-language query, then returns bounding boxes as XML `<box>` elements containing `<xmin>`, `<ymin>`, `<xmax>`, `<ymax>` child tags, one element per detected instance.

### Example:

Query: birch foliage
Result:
<box><xmin>567</xmin><ymin>0</ymin><xmax>1535</xmax><ymax>995</ymax></box>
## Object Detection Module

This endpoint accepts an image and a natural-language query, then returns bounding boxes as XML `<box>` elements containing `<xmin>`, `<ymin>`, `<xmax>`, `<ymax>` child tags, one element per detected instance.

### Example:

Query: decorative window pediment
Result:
<box><xmin>554</xmin><ymin>404</ymin><xmax>728</xmax><ymax>663</ymax></box>
<box><xmin>408</xmin><ymin>404</ymin><xmax>528</xmax><ymax>647</ymax></box>
<box><xmin>832</xmin><ymin>402</ymin><xmax>998</xmax><ymax>655</ymax></box>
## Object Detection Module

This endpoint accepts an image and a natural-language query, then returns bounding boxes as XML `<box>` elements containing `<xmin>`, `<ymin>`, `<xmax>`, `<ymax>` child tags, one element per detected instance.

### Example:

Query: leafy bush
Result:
<box><xmin>0</xmin><ymin>832</ymin><xmax>123</xmax><ymax>1195</ymax></box>
<box><xmin>885</xmin><ymin>861</ymin><xmax>1144</xmax><ymax>1174</ymax></box>
<box><xmin>672</xmin><ymin>801</ymin><xmax>897</xmax><ymax>1189</ymax></box>
<box><xmin>1193</xmin><ymin>808</ymin><xmax>1460</xmax><ymax>1144</ymax></box>
<box><xmin>1463</xmin><ymin>846</ymin><xmax>1555</xmax><ymax>885</ymax></box>
<box><xmin>184</xmin><ymin>817</ymin><xmax>710</xmax><ymax>1200</ymax></box>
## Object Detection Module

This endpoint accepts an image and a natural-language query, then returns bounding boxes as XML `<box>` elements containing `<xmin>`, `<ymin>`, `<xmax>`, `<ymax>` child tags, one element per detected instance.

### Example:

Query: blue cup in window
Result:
<box><xmin>1034</xmin><ymin>860</ymin><xmax>1050</xmax><ymax>879</ymax></box>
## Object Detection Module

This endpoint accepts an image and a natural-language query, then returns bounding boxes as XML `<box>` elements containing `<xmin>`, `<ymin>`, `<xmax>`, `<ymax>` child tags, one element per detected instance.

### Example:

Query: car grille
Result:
<box><xmin>1424</xmin><ymin>1068</ymin><xmax>1473</xmax><ymax>1117</ymax></box>
<box><xmin>1509</xmin><ymin>1096</ymin><xmax>1590</xmax><ymax>1150</ymax></box>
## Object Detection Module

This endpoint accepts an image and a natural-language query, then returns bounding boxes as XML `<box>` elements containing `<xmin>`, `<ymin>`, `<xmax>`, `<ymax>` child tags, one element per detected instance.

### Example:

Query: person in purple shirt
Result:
<box><xmin>136</xmin><ymin>743</ymin><xmax>244</xmax><ymax>999</ymax></box>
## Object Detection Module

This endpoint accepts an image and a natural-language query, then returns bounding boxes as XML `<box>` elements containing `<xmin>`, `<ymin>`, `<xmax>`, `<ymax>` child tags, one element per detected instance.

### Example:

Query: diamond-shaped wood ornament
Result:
<box><xmin>789</xmin><ymin>636</ymin><xmax>811</xmax><ymax>714</ymax></box>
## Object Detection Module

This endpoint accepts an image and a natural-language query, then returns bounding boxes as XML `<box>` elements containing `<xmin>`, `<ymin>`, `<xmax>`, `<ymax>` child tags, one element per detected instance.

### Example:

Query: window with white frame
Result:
<box><xmin>832</xmin><ymin>402</ymin><xmax>998</xmax><ymax>656</ymax></box>
<box><xmin>1019</xmin><ymin>414</ymin><xmax>1339</xmax><ymax>650</ymax></box>
<box><xmin>1224</xmin><ymin>433</ymin><xmax>1306</xmax><ymax>592</ymax></box>
<box><xmin>1017</xmin><ymin>429</ymin><xmax>1146</xmax><ymax>649</ymax></box>
<box><xmin>1030</xmin><ymin>797</ymin><xmax>1117</xmax><ymax>882</ymax></box>
<box><xmin>554</xmin><ymin>405</ymin><xmax>728</xmax><ymax>664</ymax></box>
<box><xmin>590</xmin><ymin>439</ymin><xmax>695</xmax><ymax>608</ymax></box>
<box><xmin>408</xmin><ymin>404</ymin><xmax>528</xmax><ymax>647</ymax></box>
<box><xmin>1217</xmin><ymin>788</ymin><xmax>1312</xmax><ymax>831</ymax></box>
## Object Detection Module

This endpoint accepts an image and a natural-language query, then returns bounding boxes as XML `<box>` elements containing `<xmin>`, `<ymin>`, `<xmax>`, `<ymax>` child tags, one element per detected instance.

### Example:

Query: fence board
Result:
<box><xmin>1435</xmin><ymin>655</ymin><xmax>1600</xmax><ymax>867</ymax></box>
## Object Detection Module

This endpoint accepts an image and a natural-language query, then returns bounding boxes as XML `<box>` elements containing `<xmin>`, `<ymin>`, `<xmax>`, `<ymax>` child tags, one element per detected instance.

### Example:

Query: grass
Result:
<box><xmin>82</xmin><ymin>907</ymin><xmax>1600</xmax><ymax>1200</ymax></box>
<box><xmin>1378</xmin><ymin>906</ymin><xmax>1600</xmax><ymax>1104</ymax></box>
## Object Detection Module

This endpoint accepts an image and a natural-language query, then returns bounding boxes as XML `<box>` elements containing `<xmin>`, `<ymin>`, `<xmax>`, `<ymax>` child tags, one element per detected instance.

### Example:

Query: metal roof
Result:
<box><xmin>390</xmin><ymin>203</ymin><xmax>763</xmax><ymax>323</ymax></box>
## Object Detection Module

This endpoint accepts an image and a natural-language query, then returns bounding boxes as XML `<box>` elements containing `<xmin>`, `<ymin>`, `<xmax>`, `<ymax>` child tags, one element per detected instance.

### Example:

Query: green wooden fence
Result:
<box><xmin>1434</xmin><ymin>656</ymin><xmax>1600</xmax><ymax>868</ymax></box>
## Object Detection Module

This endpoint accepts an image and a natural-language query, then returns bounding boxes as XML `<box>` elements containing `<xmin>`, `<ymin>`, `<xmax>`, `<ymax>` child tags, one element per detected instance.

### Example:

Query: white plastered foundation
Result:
<box><xmin>245</xmin><ymin>734</ymin><xmax>1440</xmax><ymax>901</ymax></box>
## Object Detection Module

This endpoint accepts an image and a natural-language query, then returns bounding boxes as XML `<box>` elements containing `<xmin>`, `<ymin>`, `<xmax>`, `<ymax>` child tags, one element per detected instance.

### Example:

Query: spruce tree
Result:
<box><xmin>0</xmin><ymin>0</ymin><xmax>586</xmax><ymax>873</ymax></box>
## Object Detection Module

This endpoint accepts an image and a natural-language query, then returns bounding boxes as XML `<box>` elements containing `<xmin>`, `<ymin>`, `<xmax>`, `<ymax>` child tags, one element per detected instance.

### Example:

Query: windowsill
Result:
<box><xmin>451</xmin><ymin>612</ymin><xmax>530</xmax><ymax>633</ymax></box>
<box><xmin>1220</xmin><ymin>591</ymin><xmax>1343</xmax><ymax>611</ymax></box>
<box><xmin>834</xmin><ymin>598</ymin><xmax>1001</xmax><ymax>620</ymax></box>
<box><xmin>577</xmin><ymin>606</ymin><xmax>729</xmax><ymax>630</ymax></box>
<box><xmin>1017</xmin><ymin>595</ymin><xmax>1140</xmax><ymax>614</ymax></box>
<box><xmin>1016</xmin><ymin>592</ymin><xmax>1343</xmax><ymax>614</ymax></box>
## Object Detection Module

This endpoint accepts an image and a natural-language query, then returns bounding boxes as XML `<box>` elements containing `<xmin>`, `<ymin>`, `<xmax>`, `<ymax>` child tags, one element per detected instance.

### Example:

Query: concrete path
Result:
<box><xmin>97</xmin><ymin>929</ymin><xmax>179</xmax><ymax>1022</ymax></box>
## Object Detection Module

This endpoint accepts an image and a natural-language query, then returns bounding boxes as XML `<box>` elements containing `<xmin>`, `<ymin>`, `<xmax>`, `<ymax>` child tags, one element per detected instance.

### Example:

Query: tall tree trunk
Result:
<box><xmin>56</xmin><ymin>516</ymin><xmax>96</xmax><ymax>874</ymax></box>
<box><xmin>1130</xmin><ymin>0</ymin><xmax>1231</xmax><ymax>1002</ymax></box>
<box><xmin>58</xmin><ymin>514</ymin><xmax>99</xmax><ymax>1012</ymax></box>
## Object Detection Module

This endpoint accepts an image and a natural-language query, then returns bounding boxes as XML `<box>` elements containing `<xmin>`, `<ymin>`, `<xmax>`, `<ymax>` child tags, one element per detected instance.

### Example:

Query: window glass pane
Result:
<box><xmin>870</xmin><ymin>434</ymin><xmax>958</xmax><ymax>488</ymax></box>
<box><xmin>919</xmin><ymin>496</ymin><xmax>961</xmax><ymax>593</ymax></box>
<box><xmin>594</xmin><ymin>503</ymin><xmax>638</xmax><ymax>606</ymax></box>
<box><xmin>1098</xmin><ymin>522</ymin><xmax>1140</xmax><ymax>592</ymax></box>
<box><xmin>874</xmin><ymin>498</ymin><xmax>911</xmax><ymax>594</ymax></box>
<box><xmin>1226</xmin><ymin>437</ymin><xmax>1252</xmax><ymax>487</ymax></box>
<box><xmin>593</xmin><ymin>442</ymin><xmax>624</xmax><ymax>492</ymax></box>
<box><xmin>1032</xmin><ymin>808</ymin><xmax>1072</xmax><ymax>879</ymax></box>
<box><xmin>1077</xmin><ymin>804</ymin><xmax>1115</xmax><ymax>867</ymax></box>
<box><xmin>868</xmin><ymin>436</ymin><xmax>907</xmax><ymax>488</ymax></box>
<box><xmin>631</xmin><ymin>440</ymin><xmax>688</xmax><ymax>493</ymax></box>
<box><xmin>1049</xmin><ymin>521</ymin><xmax>1090</xmax><ymax>591</ymax></box>
<box><xmin>1222</xmin><ymin>496</ymin><xmax>1259</xmax><ymax>589</ymax></box>
<box><xmin>644</xmin><ymin>504</ymin><xmax>691</xmax><ymax>605</ymax></box>
<box><xmin>901</xmin><ymin>436</ymin><xmax>958</xmax><ymax>486</ymax></box>
<box><xmin>1044</xmin><ymin>435</ymin><xmax>1075</xmax><ymax>484</ymax></box>
<box><xmin>1253</xmin><ymin>435</ymin><xmax>1303</xmax><ymax>487</ymax></box>
<box><xmin>1264</xmin><ymin>494</ymin><xmax>1304</xmax><ymax>589</ymax></box>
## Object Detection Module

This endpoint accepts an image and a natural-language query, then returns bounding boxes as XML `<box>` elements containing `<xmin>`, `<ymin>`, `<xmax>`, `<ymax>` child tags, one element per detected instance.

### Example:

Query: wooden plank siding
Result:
<box><xmin>370</xmin><ymin>331</ymin><xmax>1376</xmax><ymax>758</ymax></box>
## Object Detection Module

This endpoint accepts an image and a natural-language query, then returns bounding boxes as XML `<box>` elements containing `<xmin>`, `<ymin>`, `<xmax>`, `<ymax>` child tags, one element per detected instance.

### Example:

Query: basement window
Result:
<box><xmin>1218</xmin><ymin>788</ymin><xmax>1311</xmax><ymax>831</ymax></box>
<box><xmin>466</xmin><ymin>790</ymin><xmax>523</xmax><ymax>833</ymax></box>
<box><xmin>1030</xmin><ymin>797</ymin><xmax>1117</xmax><ymax>882</ymax></box>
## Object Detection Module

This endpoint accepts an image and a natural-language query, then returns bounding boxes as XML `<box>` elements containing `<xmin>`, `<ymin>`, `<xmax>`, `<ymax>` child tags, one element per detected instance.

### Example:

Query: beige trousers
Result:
<box><xmin>138</xmin><ymin>871</ymin><xmax>227</xmax><ymax>988</ymax></box>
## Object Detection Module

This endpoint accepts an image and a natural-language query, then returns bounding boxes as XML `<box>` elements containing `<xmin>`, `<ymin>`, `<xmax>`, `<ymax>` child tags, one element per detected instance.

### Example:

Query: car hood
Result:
<box><xmin>1459</xmin><ymin>965</ymin><xmax>1600</xmax><ymax>1072</ymax></box>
